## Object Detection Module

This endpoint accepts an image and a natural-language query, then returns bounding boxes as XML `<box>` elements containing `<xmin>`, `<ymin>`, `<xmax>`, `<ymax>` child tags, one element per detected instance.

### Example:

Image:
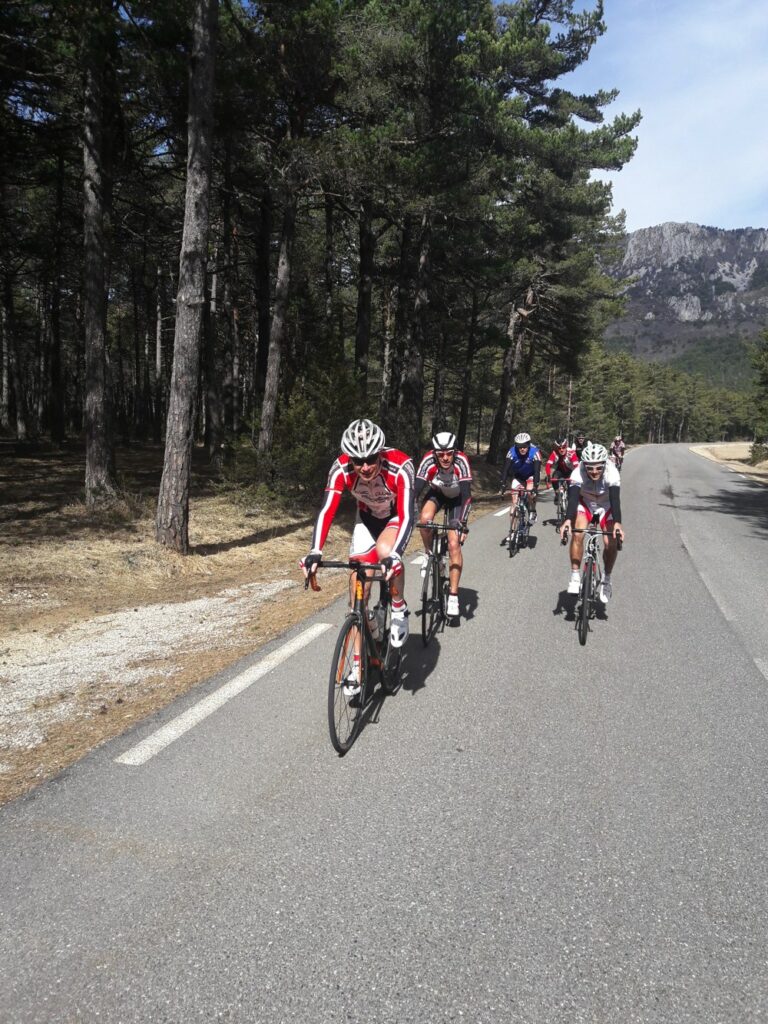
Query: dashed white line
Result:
<box><xmin>115</xmin><ymin>622</ymin><xmax>333</xmax><ymax>766</ymax></box>
<box><xmin>754</xmin><ymin>659</ymin><xmax>768</xmax><ymax>684</ymax></box>
<box><xmin>494</xmin><ymin>506</ymin><xmax>511</xmax><ymax>517</ymax></box>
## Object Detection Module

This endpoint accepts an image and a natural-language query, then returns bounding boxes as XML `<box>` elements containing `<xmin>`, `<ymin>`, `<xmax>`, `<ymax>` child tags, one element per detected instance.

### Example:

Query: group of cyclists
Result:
<box><xmin>302</xmin><ymin>418</ymin><xmax>625</xmax><ymax>688</ymax></box>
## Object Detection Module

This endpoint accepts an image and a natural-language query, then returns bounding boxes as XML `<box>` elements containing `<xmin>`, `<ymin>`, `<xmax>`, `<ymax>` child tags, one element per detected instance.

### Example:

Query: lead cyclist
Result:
<box><xmin>559</xmin><ymin>442</ymin><xmax>625</xmax><ymax>603</ymax></box>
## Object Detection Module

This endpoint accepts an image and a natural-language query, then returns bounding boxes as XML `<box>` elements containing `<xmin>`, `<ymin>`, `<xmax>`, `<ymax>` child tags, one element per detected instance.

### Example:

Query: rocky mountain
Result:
<box><xmin>604</xmin><ymin>222</ymin><xmax>768</xmax><ymax>388</ymax></box>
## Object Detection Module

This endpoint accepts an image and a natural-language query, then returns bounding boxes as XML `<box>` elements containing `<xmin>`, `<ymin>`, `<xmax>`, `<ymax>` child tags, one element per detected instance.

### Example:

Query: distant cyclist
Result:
<box><xmin>500</xmin><ymin>432</ymin><xmax>541</xmax><ymax>536</ymax></box>
<box><xmin>559</xmin><ymin>442</ymin><xmax>625</xmax><ymax>603</ymax></box>
<box><xmin>544</xmin><ymin>436</ymin><xmax>579</xmax><ymax>514</ymax></box>
<box><xmin>609</xmin><ymin>434</ymin><xmax>626</xmax><ymax>469</ymax></box>
<box><xmin>573</xmin><ymin>430</ymin><xmax>589</xmax><ymax>462</ymax></box>
<box><xmin>415</xmin><ymin>431</ymin><xmax>472</xmax><ymax>620</ymax></box>
<box><xmin>302</xmin><ymin>419</ymin><xmax>415</xmax><ymax>691</ymax></box>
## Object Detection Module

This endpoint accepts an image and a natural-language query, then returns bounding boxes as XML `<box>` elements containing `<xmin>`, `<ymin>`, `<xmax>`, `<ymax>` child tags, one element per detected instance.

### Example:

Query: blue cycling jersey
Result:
<box><xmin>504</xmin><ymin>444</ymin><xmax>540</xmax><ymax>479</ymax></box>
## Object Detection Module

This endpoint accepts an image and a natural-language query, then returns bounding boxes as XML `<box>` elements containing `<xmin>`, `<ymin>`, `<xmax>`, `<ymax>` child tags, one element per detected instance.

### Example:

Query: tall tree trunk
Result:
<box><xmin>397</xmin><ymin>211</ymin><xmax>431</xmax><ymax>457</ymax></box>
<box><xmin>3</xmin><ymin>275</ymin><xmax>29</xmax><ymax>440</ymax></box>
<box><xmin>379</xmin><ymin>214</ymin><xmax>412</xmax><ymax>436</ymax></box>
<box><xmin>49</xmin><ymin>146</ymin><xmax>66</xmax><ymax>445</ymax></box>
<box><xmin>354</xmin><ymin>196</ymin><xmax>374</xmax><ymax>398</ymax></box>
<box><xmin>430</xmin><ymin>328</ymin><xmax>448</xmax><ymax>437</ymax></box>
<box><xmin>155</xmin><ymin>0</ymin><xmax>218</xmax><ymax>552</ymax></box>
<box><xmin>83</xmin><ymin>0</ymin><xmax>117</xmax><ymax>502</ymax></box>
<box><xmin>487</xmin><ymin>305</ymin><xmax>524</xmax><ymax>464</ymax></box>
<box><xmin>258</xmin><ymin>192</ymin><xmax>297</xmax><ymax>453</ymax></box>
<box><xmin>0</xmin><ymin>300</ymin><xmax>9</xmax><ymax>431</ymax></box>
<box><xmin>255</xmin><ymin>186</ymin><xmax>272</xmax><ymax>400</ymax></box>
<box><xmin>456</xmin><ymin>289</ymin><xmax>478</xmax><ymax>450</ymax></box>
<box><xmin>153</xmin><ymin>264</ymin><xmax>164</xmax><ymax>443</ymax></box>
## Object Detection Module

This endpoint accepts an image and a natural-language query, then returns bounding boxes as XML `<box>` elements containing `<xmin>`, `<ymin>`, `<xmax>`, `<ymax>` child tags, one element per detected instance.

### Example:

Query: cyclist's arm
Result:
<box><xmin>608</xmin><ymin>485</ymin><xmax>622</xmax><ymax>526</ymax></box>
<box><xmin>456</xmin><ymin>479</ymin><xmax>472</xmax><ymax>525</ymax></box>
<box><xmin>533</xmin><ymin>460</ymin><xmax>541</xmax><ymax>487</ymax></box>
<box><xmin>310</xmin><ymin>462</ymin><xmax>346</xmax><ymax>551</ymax></box>
<box><xmin>564</xmin><ymin>483</ymin><xmax>580</xmax><ymax>523</ymax></box>
<box><xmin>391</xmin><ymin>461</ymin><xmax>416</xmax><ymax>557</ymax></box>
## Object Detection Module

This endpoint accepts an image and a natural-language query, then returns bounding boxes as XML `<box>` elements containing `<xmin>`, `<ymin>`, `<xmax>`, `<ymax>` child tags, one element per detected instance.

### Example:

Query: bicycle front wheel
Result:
<box><xmin>508</xmin><ymin>511</ymin><xmax>519</xmax><ymax>556</ymax></box>
<box><xmin>328</xmin><ymin>615</ymin><xmax>365</xmax><ymax>754</ymax></box>
<box><xmin>421</xmin><ymin>555</ymin><xmax>440</xmax><ymax>646</ymax></box>
<box><xmin>578</xmin><ymin>564</ymin><xmax>591</xmax><ymax>646</ymax></box>
<box><xmin>379</xmin><ymin>601</ymin><xmax>402</xmax><ymax>695</ymax></box>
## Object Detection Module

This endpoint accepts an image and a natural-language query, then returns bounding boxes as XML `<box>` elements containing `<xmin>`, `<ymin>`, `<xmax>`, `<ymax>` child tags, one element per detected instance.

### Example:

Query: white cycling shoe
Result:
<box><xmin>342</xmin><ymin>674</ymin><xmax>361</xmax><ymax>698</ymax></box>
<box><xmin>600</xmin><ymin>577</ymin><xmax>612</xmax><ymax>604</ymax></box>
<box><xmin>446</xmin><ymin>594</ymin><xmax>460</xmax><ymax>618</ymax></box>
<box><xmin>390</xmin><ymin>609</ymin><xmax>409</xmax><ymax>648</ymax></box>
<box><xmin>567</xmin><ymin>570</ymin><xmax>581</xmax><ymax>595</ymax></box>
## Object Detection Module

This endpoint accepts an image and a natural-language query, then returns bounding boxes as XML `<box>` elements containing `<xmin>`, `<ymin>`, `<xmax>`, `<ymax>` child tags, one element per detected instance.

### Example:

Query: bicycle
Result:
<box><xmin>419</xmin><ymin>514</ymin><xmax>468</xmax><ymax>646</ymax></box>
<box><xmin>306</xmin><ymin>559</ymin><xmax>401</xmax><ymax>754</ymax></box>
<box><xmin>504</xmin><ymin>486</ymin><xmax>535</xmax><ymax>556</ymax></box>
<box><xmin>562</xmin><ymin>524</ymin><xmax>623</xmax><ymax>646</ymax></box>
<box><xmin>550</xmin><ymin>478</ymin><xmax>569</xmax><ymax>529</ymax></box>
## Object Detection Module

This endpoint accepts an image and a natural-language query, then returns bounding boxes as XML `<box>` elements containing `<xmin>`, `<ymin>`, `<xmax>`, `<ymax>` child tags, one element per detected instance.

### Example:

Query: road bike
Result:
<box><xmin>504</xmin><ymin>486</ymin><xmax>536</xmax><ymax>556</ymax></box>
<box><xmin>563</xmin><ymin>524</ymin><xmax>622</xmax><ymax>646</ymax></box>
<box><xmin>550</xmin><ymin>478</ymin><xmax>569</xmax><ymax>529</ymax></box>
<box><xmin>419</xmin><ymin>514</ymin><xmax>468</xmax><ymax>646</ymax></box>
<box><xmin>306</xmin><ymin>560</ymin><xmax>401</xmax><ymax>754</ymax></box>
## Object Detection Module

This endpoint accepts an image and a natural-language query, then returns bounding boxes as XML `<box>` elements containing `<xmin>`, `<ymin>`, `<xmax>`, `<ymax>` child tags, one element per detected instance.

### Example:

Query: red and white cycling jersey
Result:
<box><xmin>311</xmin><ymin>449</ymin><xmax>415</xmax><ymax>556</ymax></box>
<box><xmin>545</xmin><ymin>446</ymin><xmax>578</xmax><ymax>478</ymax></box>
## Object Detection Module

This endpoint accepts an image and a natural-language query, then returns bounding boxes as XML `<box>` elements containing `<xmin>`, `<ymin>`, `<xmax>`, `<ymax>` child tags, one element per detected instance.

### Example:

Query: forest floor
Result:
<box><xmin>1</xmin><ymin>440</ymin><xmax>765</xmax><ymax>807</ymax></box>
<box><xmin>0</xmin><ymin>440</ymin><xmax>504</xmax><ymax>806</ymax></box>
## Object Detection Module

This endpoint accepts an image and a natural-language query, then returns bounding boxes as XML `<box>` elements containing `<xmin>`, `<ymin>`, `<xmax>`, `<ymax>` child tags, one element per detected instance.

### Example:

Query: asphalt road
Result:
<box><xmin>1</xmin><ymin>445</ymin><xmax>767</xmax><ymax>1023</ymax></box>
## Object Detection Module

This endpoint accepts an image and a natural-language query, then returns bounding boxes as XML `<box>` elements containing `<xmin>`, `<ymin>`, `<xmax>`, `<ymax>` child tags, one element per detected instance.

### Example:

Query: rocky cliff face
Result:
<box><xmin>604</xmin><ymin>222</ymin><xmax>768</xmax><ymax>387</ymax></box>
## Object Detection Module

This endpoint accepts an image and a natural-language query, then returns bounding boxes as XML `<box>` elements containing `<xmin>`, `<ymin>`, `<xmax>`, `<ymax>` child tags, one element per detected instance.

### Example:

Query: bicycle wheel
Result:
<box><xmin>328</xmin><ymin>614</ymin><xmax>365</xmax><ymax>754</ymax></box>
<box><xmin>578</xmin><ymin>563</ymin><xmax>591</xmax><ymax>646</ymax></box>
<box><xmin>508</xmin><ymin>509</ymin><xmax>519</xmax><ymax>556</ymax></box>
<box><xmin>557</xmin><ymin>488</ymin><xmax>567</xmax><ymax>528</ymax></box>
<box><xmin>421</xmin><ymin>555</ymin><xmax>440</xmax><ymax>646</ymax></box>
<box><xmin>379</xmin><ymin>600</ymin><xmax>402</xmax><ymax>695</ymax></box>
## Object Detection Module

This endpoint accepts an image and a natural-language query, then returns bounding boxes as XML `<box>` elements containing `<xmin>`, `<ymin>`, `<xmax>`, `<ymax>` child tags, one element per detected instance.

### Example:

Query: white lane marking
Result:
<box><xmin>754</xmin><ymin>659</ymin><xmax>768</xmax><ymax>684</ymax></box>
<box><xmin>494</xmin><ymin>506</ymin><xmax>511</xmax><ymax>517</ymax></box>
<box><xmin>115</xmin><ymin>623</ymin><xmax>333</xmax><ymax>766</ymax></box>
<box><xmin>410</xmin><ymin>555</ymin><xmax>424</xmax><ymax>565</ymax></box>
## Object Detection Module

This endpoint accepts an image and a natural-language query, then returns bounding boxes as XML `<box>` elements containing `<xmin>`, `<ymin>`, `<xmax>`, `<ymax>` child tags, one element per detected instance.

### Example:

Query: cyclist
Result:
<box><xmin>559</xmin><ymin>441</ymin><xmax>625</xmax><ymax>603</ymax></box>
<box><xmin>499</xmin><ymin>431</ymin><xmax>541</xmax><ymax>537</ymax></box>
<box><xmin>544</xmin><ymin>436</ymin><xmax>579</xmax><ymax>516</ymax></box>
<box><xmin>302</xmin><ymin>419</ymin><xmax>415</xmax><ymax>693</ymax></box>
<box><xmin>573</xmin><ymin>430</ymin><xmax>589</xmax><ymax>462</ymax></box>
<box><xmin>415</xmin><ymin>430</ymin><xmax>472</xmax><ymax>620</ymax></box>
<box><xmin>609</xmin><ymin>434</ymin><xmax>626</xmax><ymax>469</ymax></box>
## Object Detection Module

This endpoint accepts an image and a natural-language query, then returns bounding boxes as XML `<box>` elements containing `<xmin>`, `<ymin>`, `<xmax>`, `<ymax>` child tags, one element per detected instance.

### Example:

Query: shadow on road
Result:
<box><xmin>662</xmin><ymin>477</ymin><xmax>768</xmax><ymax>539</ymax></box>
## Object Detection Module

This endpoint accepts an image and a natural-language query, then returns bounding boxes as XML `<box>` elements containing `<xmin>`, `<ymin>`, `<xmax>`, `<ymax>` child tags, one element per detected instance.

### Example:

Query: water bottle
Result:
<box><xmin>367</xmin><ymin>607</ymin><xmax>382</xmax><ymax>641</ymax></box>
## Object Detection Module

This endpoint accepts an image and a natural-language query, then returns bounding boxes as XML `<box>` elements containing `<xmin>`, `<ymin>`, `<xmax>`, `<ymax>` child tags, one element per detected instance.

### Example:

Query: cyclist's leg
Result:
<box><xmin>509</xmin><ymin>478</ymin><xmax>522</xmax><ymax>535</ymax></box>
<box><xmin>417</xmin><ymin>497</ymin><xmax>439</xmax><ymax>554</ymax></box>
<box><xmin>526</xmin><ymin>476</ymin><xmax>537</xmax><ymax>518</ymax></box>
<box><xmin>348</xmin><ymin>520</ymin><xmax>380</xmax><ymax>678</ymax></box>
<box><xmin>376</xmin><ymin>522</ymin><xmax>409</xmax><ymax>646</ymax></box>
<box><xmin>569</xmin><ymin>508</ymin><xmax>590</xmax><ymax>570</ymax></box>
<box><xmin>600</xmin><ymin>510</ymin><xmax>619</xmax><ymax>574</ymax></box>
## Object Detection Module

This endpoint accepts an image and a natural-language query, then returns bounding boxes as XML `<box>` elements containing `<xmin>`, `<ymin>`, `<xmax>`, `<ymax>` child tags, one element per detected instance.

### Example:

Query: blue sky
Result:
<box><xmin>561</xmin><ymin>0</ymin><xmax>768</xmax><ymax>232</ymax></box>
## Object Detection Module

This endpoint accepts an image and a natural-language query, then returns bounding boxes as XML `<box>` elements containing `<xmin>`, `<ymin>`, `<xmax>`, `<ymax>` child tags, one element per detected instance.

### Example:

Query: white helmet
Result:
<box><xmin>340</xmin><ymin>418</ymin><xmax>385</xmax><ymax>460</ymax></box>
<box><xmin>514</xmin><ymin>432</ymin><xmax>531</xmax><ymax>445</ymax></box>
<box><xmin>581</xmin><ymin>442</ymin><xmax>608</xmax><ymax>466</ymax></box>
<box><xmin>432</xmin><ymin>431</ymin><xmax>456</xmax><ymax>451</ymax></box>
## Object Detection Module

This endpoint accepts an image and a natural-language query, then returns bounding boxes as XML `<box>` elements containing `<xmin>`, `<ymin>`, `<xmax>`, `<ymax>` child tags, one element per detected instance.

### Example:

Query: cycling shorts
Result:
<box><xmin>350</xmin><ymin>509</ymin><xmax>411</xmax><ymax>562</ymax></box>
<box><xmin>577</xmin><ymin>502</ymin><xmax>615</xmax><ymax>531</ymax></box>
<box><xmin>510</xmin><ymin>476</ymin><xmax>536</xmax><ymax>493</ymax></box>
<box><xmin>420</xmin><ymin>492</ymin><xmax>464</xmax><ymax>517</ymax></box>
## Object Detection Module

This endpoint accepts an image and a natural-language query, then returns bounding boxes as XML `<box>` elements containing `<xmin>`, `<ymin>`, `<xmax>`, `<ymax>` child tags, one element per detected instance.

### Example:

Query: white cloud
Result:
<box><xmin>564</xmin><ymin>0</ymin><xmax>768</xmax><ymax>230</ymax></box>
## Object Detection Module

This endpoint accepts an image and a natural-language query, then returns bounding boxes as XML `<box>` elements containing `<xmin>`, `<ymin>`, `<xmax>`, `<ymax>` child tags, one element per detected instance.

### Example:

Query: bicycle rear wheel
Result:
<box><xmin>421</xmin><ymin>555</ymin><xmax>440</xmax><ymax>646</ymax></box>
<box><xmin>328</xmin><ymin>615</ymin><xmax>365</xmax><ymax>754</ymax></box>
<box><xmin>578</xmin><ymin>564</ymin><xmax>591</xmax><ymax>646</ymax></box>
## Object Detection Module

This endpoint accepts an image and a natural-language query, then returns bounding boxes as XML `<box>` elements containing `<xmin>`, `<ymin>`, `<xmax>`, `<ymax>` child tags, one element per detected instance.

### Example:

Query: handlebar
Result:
<box><xmin>303</xmin><ymin>558</ymin><xmax>389</xmax><ymax>591</ymax></box>
<box><xmin>418</xmin><ymin>521</ymin><xmax>469</xmax><ymax>534</ymax></box>
<box><xmin>559</xmin><ymin>525</ymin><xmax>624</xmax><ymax>550</ymax></box>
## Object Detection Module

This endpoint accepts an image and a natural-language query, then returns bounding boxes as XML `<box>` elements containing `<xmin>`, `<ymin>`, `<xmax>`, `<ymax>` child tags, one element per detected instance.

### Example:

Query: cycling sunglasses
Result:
<box><xmin>351</xmin><ymin>455</ymin><xmax>379</xmax><ymax>467</ymax></box>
